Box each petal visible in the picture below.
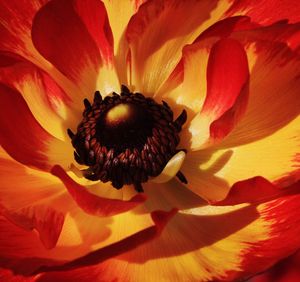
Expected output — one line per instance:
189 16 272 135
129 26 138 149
228 0 300 25
213 177 300 206
126 0 232 95
40 189 300 281
73 0 120 95
0 0 47 58
218 22 300 147
253 251 300 282
0 84 63 170
0 216 62 276
1 206 64 250
157 16 256 116
0 269 35 282
51 165 147 217
227 192 300 280
181 24 300 200
0 150 67 249
34 209 177 274
0 208 176 277
32 0 119 98
73 0 113 65
204 115 300 190
180 149 233 202
0 61 71 140
102 0 146 56
184 38 249 150
0 52 25 67
0 155 122 274
102 0 146 83
151 151 186 183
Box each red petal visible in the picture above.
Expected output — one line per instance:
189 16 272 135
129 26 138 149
195 16 259 43
34 208 177 274
209 82 248 140
126 0 230 94
0 52 25 67
219 22 300 148
0 269 35 282
214 177 300 206
1 205 64 249
0 0 47 55
185 38 249 149
51 165 147 217
0 84 56 170
0 216 60 276
0 61 71 140
228 0 300 25
253 251 300 282
202 38 249 122
31 0 101 87
225 192 300 281
73 0 113 64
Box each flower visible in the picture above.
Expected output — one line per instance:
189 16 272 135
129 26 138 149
0 0 300 281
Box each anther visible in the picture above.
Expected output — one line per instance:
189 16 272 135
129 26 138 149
121 84 130 93
176 171 188 184
134 182 144 193
67 128 75 139
94 91 102 103
84 98 91 109
174 109 187 131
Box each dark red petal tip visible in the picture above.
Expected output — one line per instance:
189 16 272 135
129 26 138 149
213 176 300 206
51 165 147 217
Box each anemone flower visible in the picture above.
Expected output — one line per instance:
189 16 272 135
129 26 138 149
0 0 300 281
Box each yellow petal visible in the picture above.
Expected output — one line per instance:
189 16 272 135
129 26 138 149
150 151 186 183
211 116 300 188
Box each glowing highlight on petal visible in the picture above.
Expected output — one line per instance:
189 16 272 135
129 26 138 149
151 151 186 183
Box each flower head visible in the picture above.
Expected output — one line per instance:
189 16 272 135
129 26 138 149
0 0 300 281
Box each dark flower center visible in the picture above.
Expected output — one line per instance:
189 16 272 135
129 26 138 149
68 85 187 192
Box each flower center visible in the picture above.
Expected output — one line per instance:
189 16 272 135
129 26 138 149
68 85 187 192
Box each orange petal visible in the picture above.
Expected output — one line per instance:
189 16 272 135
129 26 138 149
213 176 300 206
228 0 300 25
0 208 175 276
38 189 300 281
204 115 300 191
226 192 300 280
0 61 71 140
0 85 73 170
102 0 146 84
1 205 64 250
219 23 300 148
182 23 300 200
0 269 35 282
184 38 249 150
0 150 67 249
158 16 255 118
34 208 177 274
0 216 62 276
0 0 47 58
150 151 186 183
32 0 119 99
51 165 147 217
253 250 300 282
126 0 231 95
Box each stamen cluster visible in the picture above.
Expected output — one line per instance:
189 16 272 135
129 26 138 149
68 86 187 192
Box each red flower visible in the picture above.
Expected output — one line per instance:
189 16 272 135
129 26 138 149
0 0 300 281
